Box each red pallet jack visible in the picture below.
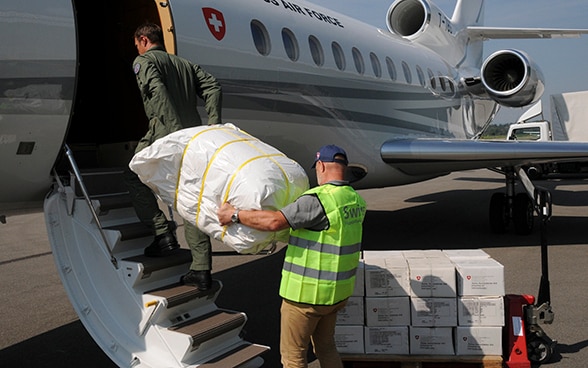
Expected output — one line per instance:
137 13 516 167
504 188 557 367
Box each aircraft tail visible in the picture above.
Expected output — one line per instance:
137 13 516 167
451 0 484 29
451 0 485 68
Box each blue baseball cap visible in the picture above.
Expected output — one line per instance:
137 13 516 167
312 144 349 168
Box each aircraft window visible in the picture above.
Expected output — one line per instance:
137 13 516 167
402 61 412 84
352 47 365 75
251 20 271 56
416 65 425 87
370 52 382 78
385 57 397 80
438 72 447 91
332 42 346 71
428 68 436 89
282 28 299 61
309 35 324 67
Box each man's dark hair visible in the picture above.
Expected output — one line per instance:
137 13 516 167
134 22 164 45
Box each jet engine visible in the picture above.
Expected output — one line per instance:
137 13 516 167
481 49 545 108
386 0 465 65
387 0 456 49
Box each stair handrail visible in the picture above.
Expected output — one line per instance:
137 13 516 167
63 144 118 269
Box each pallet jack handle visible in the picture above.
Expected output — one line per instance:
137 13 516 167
505 187 556 367
535 188 552 307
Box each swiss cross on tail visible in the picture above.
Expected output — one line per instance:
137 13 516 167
202 8 226 41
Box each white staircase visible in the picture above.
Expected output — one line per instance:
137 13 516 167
44 150 269 368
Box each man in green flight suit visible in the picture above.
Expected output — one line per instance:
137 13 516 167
125 22 222 290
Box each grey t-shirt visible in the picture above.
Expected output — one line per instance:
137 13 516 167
279 181 349 231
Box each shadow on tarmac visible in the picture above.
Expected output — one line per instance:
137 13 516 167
0 321 117 368
0 249 287 368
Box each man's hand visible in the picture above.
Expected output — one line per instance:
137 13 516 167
217 202 236 226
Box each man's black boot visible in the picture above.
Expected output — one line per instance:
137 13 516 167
144 232 179 257
180 270 212 290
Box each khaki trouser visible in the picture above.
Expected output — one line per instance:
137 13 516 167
124 168 211 271
280 298 348 368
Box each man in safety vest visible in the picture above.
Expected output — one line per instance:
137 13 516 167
218 144 366 368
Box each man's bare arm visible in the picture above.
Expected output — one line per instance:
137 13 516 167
217 202 290 231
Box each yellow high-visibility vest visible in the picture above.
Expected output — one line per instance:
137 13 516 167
279 184 366 305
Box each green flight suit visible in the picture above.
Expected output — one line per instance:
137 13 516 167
126 45 222 271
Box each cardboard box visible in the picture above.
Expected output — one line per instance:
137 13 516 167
335 325 364 354
454 258 505 296
442 249 491 260
403 250 446 260
337 296 364 325
407 259 456 297
352 260 365 296
363 253 410 297
458 296 505 326
364 326 409 354
411 297 457 327
364 250 404 259
365 297 410 326
455 326 503 355
409 327 455 355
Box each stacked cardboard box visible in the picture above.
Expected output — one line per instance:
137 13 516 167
450 253 505 356
334 249 505 356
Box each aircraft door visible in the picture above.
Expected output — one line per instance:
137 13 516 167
0 0 76 203
155 1 177 55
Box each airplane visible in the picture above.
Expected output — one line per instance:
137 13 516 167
4 0 588 231
2 0 588 366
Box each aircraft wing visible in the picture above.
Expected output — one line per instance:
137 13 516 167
467 26 588 40
381 139 588 176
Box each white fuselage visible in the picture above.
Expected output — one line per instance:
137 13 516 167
172 0 491 188
0 0 496 204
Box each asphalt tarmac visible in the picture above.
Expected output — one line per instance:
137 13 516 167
1 169 587 367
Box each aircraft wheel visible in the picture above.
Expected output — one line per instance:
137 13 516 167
513 193 534 235
527 335 554 364
489 192 509 233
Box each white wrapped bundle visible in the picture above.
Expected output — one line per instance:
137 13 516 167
129 123 309 254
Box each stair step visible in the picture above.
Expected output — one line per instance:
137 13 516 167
95 193 133 212
170 310 247 348
72 167 128 197
104 221 152 241
200 343 269 368
122 249 192 275
147 280 222 308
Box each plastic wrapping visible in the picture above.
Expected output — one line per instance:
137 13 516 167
129 123 309 254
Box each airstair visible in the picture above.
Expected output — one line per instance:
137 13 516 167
43 145 269 368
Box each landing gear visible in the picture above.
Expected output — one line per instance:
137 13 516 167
489 166 543 235
489 192 509 233
513 192 534 235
